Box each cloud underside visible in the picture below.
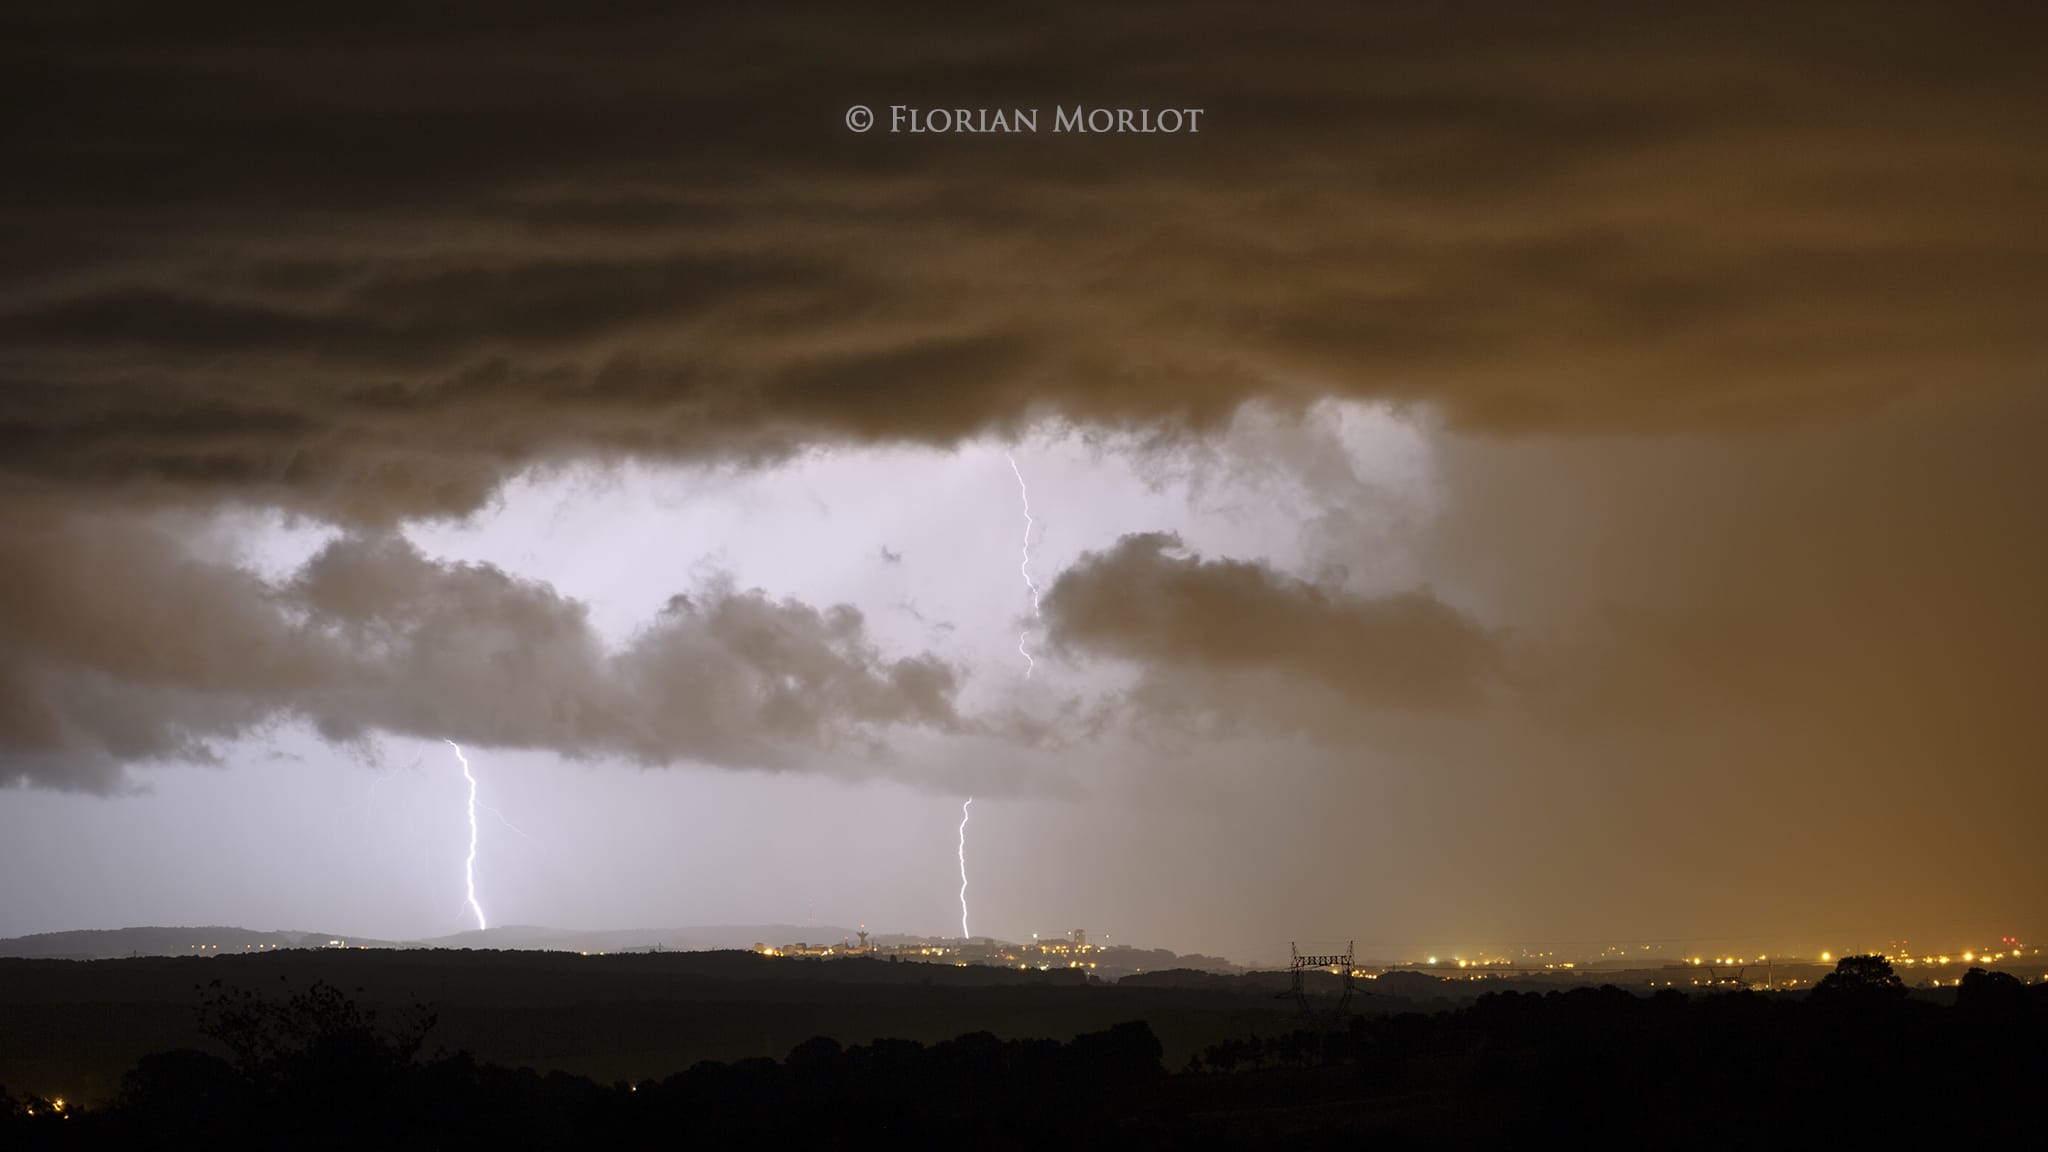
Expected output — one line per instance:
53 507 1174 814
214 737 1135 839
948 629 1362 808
0 521 958 792
1046 533 1504 728
0 1 2040 521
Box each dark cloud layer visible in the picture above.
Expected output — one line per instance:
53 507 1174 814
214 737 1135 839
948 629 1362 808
1046 533 1502 723
2 1 2041 521
0 516 959 792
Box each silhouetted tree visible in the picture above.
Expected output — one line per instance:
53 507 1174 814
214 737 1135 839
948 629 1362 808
1068 1020 1164 1087
115 1048 250 1136
1955 966 2030 1022
80 979 450 1146
1810 954 1906 1003
194 977 436 1083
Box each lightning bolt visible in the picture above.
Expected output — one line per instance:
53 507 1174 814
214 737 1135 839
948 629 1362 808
957 797 974 940
475 800 532 841
1006 453 1042 678
949 454 1041 944
445 739 486 931
940 455 1039 944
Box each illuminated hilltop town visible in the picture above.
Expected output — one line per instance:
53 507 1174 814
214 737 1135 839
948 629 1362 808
753 928 1201 980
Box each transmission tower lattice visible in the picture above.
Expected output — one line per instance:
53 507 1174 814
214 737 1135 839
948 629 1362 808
1283 940 1359 1020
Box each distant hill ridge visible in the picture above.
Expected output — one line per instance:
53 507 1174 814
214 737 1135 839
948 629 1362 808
0 925 343 959
0 924 1248 973
0 923 863 960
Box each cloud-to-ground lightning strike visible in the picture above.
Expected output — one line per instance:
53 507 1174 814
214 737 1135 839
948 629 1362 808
942 456 1039 943
1006 453 1042 678
947 455 1041 945
445 740 486 931
958 796 974 939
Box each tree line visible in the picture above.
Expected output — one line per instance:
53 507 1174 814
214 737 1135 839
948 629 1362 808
3 956 2039 1146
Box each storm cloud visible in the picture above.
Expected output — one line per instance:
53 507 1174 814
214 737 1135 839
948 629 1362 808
1 1 2040 522
0 516 960 793
1046 532 1503 725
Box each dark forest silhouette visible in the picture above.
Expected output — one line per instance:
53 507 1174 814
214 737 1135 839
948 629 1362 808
3 956 2040 1146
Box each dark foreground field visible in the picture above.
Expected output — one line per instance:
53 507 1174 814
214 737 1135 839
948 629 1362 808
0 948 1317 1103
3 951 2040 1145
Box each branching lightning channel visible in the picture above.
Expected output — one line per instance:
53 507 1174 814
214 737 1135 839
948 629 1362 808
445 740 486 931
1006 453 1042 678
476 800 531 841
957 797 974 940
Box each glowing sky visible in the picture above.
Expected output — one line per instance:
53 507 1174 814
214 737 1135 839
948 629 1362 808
1 1 2042 963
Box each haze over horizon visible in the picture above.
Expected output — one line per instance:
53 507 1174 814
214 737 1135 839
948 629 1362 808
2 1 2042 968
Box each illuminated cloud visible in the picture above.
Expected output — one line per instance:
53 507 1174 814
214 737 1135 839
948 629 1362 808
0 517 960 793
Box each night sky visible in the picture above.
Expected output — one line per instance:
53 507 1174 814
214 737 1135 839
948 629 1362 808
1 2 2042 964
